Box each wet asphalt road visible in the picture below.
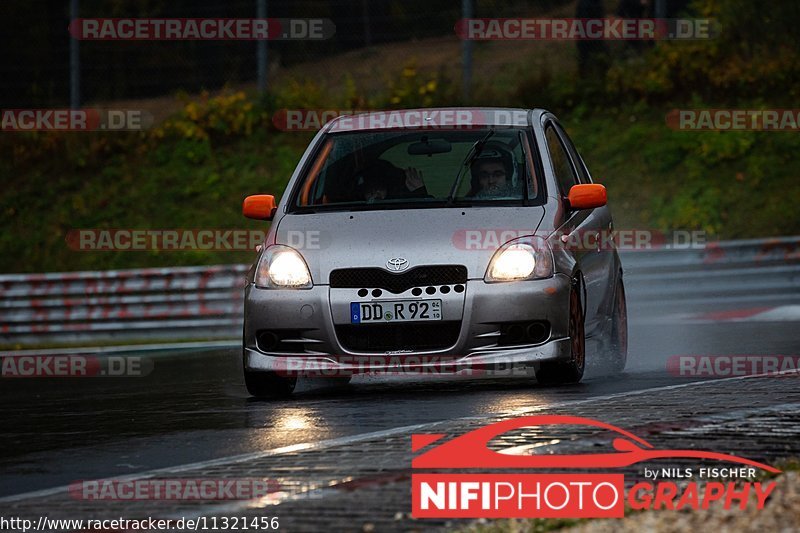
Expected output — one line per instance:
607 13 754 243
2 296 798 499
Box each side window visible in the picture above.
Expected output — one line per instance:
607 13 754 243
545 125 578 196
555 124 591 184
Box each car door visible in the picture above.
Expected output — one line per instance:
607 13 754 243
543 121 606 333
555 123 617 327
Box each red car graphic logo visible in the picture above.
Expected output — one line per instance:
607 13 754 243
412 415 780 472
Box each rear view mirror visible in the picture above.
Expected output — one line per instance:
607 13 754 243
408 137 452 156
243 194 277 220
567 184 607 210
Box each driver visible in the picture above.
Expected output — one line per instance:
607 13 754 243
467 143 519 199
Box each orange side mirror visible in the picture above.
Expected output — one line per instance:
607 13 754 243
567 184 607 210
243 194 277 220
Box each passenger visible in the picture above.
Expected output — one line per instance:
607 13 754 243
362 172 391 203
360 160 429 201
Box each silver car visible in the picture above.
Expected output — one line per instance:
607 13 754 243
241 108 627 398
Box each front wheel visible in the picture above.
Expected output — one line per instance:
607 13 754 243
244 369 296 399
536 283 585 385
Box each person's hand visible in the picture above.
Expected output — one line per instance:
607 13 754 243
404 167 424 191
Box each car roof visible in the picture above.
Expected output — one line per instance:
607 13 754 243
323 107 550 133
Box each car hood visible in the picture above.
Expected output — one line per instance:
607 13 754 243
273 207 546 282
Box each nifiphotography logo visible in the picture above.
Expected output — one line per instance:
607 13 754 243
411 415 779 519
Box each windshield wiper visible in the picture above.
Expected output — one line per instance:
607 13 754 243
446 129 495 204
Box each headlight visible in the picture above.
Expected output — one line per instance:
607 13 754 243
254 245 312 289
485 238 554 282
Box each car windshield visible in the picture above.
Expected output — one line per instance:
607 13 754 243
291 127 542 211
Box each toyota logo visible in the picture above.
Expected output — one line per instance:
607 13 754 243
386 257 409 271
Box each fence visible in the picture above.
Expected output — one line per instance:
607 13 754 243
1 237 797 346
2 0 559 108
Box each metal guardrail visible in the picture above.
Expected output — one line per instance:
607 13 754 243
0 265 248 345
1 237 798 346
621 236 800 308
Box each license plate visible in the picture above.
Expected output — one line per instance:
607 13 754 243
350 299 442 324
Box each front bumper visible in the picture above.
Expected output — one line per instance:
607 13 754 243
243 273 572 374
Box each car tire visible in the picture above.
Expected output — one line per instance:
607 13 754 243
605 278 628 374
536 283 585 385
244 370 296 399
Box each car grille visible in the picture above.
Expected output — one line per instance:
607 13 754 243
335 321 461 352
329 265 468 294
